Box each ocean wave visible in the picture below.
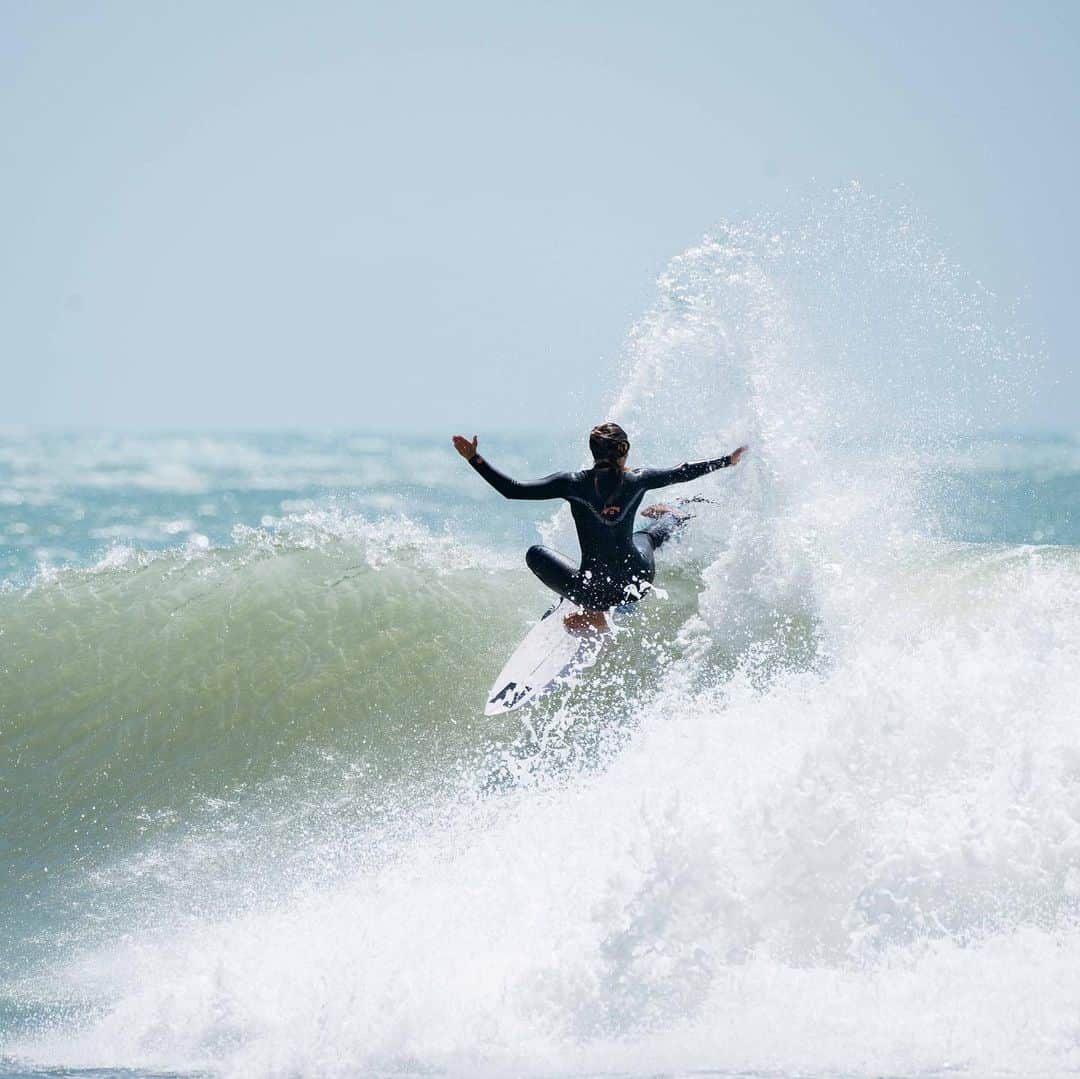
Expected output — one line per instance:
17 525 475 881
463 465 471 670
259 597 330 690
1 516 519 910
6 190 1076 1077
8 537 1080 1076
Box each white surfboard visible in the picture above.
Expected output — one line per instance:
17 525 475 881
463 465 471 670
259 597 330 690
484 598 614 716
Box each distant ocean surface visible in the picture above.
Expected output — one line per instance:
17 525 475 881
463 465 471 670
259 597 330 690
1 428 1078 588
0 429 554 586
4 196 1080 1078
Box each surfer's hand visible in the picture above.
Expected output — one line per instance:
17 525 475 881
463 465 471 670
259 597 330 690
452 434 478 460
729 445 748 466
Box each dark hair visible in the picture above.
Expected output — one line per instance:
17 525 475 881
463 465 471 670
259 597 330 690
589 422 629 501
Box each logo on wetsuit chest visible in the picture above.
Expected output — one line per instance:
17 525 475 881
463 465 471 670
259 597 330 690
601 505 621 518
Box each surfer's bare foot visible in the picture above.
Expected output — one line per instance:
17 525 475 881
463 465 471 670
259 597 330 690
641 503 690 521
563 610 607 635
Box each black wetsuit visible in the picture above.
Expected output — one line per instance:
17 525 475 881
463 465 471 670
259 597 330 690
469 453 734 609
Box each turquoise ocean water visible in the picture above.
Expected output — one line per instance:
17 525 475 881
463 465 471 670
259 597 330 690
3 196 1080 1078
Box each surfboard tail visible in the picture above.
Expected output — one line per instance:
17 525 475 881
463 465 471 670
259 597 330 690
484 599 614 715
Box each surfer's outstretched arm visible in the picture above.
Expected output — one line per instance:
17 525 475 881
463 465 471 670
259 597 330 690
641 445 748 489
451 434 572 500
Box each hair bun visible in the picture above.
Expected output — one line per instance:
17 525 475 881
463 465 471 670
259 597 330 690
589 422 630 463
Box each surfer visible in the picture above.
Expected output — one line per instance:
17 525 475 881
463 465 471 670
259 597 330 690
452 423 747 632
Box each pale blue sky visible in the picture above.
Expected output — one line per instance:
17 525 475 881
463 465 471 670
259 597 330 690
3 1 1077 431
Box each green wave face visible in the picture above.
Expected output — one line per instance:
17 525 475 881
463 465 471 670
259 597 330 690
1 531 716 982
1 541 512 953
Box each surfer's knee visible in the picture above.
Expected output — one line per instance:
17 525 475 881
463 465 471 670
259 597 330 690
525 544 548 570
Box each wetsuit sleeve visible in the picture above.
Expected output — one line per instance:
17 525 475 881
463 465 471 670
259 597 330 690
639 456 733 490
468 455 573 500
